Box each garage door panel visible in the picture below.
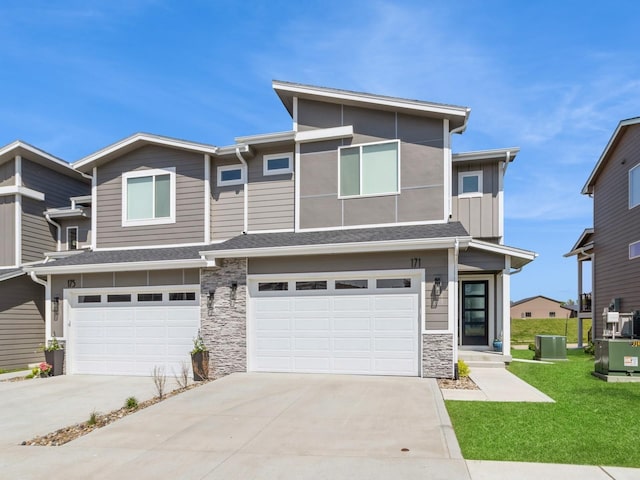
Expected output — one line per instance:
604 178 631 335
332 357 372 372
256 318 291 331
333 317 371 331
257 337 291 350
294 357 331 371
373 295 416 310
374 337 416 352
333 297 371 311
293 298 331 311
254 356 292 370
294 337 331 351
374 316 415 331
333 337 371 351
257 298 292 312
294 318 331 330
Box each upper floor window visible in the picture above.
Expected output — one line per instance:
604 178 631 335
630 164 640 209
67 227 78 250
630 240 640 260
338 140 400 198
263 153 293 176
122 168 175 227
458 171 483 198
217 165 245 187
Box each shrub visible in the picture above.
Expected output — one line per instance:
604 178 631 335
87 411 99 426
528 343 536 351
584 341 595 356
125 396 139 410
458 359 470 378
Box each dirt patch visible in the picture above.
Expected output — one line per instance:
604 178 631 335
437 376 479 390
22 381 211 446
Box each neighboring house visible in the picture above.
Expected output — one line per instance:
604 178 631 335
0 141 89 369
510 295 574 319
566 117 640 340
21 81 536 379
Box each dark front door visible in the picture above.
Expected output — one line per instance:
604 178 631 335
461 280 489 345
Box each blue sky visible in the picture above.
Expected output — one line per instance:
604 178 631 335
1 1 639 302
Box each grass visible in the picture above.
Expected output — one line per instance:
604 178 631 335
446 349 640 467
511 318 591 345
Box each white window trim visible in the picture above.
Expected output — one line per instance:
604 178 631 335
337 139 401 200
630 240 640 260
66 226 79 251
263 152 293 176
629 164 640 209
121 168 176 227
217 164 246 187
458 170 483 198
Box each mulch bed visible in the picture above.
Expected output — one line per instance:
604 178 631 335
22 380 211 447
437 376 479 390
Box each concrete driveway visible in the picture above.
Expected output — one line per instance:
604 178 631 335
0 373 469 479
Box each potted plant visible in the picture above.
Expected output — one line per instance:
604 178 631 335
44 336 64 376
191 333 209 381
493 332 503 352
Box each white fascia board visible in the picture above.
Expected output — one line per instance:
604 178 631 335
70 195 92 205
468 239 537 261
0 270 25 282
234 130 296 145
0 185 45 201
272 81 469 119
581 117 640 194
44 207 86 218
295 125 354 143
201 236 472 260
0 140 73 172
26 258 208 275
73 133 218 170
216 144 251 156
453 147 520 163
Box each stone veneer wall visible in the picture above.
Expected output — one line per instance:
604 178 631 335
200 258 247 377
422 333 454 378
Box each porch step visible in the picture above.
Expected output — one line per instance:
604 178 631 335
459 350 510 369
464 360 506 369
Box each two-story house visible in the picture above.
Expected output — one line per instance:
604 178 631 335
25 81 535 378
566 117 640 340
0 141 89 369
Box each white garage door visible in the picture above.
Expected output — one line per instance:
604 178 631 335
249 272 421 376
67 287 200 376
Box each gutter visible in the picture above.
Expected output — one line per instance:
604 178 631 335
450 108 471 135
235 147 249 233
29 270 47 287
44 213 62 251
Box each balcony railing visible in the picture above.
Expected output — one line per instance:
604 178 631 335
580 293 592 313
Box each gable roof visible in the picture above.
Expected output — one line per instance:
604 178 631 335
582 117 640 194
564 228 594 257
510 295 568 308
272 80 470 131
73 133 219 173
0 140 86 181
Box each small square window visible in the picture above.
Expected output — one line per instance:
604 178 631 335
296 281 327 291
525 312 532 318
263 153 293 176
376 278 411 289
258 282 288 291
458 171 483 197
335 279 368 290
217 165 245 187
631 165 640 209
630 241 640 259
549 312 556 318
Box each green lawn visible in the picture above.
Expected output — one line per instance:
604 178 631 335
511 318 591 345
446 349 640 467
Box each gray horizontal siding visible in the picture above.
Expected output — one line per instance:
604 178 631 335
96 145 205 248
0 275 45 369
0 197 15 266
212 158 245 240
592 125 640 338
452 162 500 239
21 197 56 263
21 159 88 209
0 159 14 186
459 249 506 272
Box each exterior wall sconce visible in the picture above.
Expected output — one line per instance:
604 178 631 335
207 289 215 310
230 282 238 304
53 296 60 315
433 277 442 296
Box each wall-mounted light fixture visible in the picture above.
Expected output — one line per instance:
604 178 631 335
207 289 215 310
230 282 238 304
433 277 442 296
53 296 60 315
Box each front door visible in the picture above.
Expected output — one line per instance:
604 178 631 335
461 280 489 345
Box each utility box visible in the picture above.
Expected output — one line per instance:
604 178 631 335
534 335 567 361
595 339 640 376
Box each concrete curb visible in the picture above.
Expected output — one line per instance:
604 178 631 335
430 378 464 459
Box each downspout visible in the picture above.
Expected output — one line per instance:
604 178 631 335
29 270 47 287
448 110 470 219
454 238 460 351
235 147 249 233
29 271 52 344
45 213 62 252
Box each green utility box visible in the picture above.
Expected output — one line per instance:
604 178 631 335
534 335 567 361
595 339 640 376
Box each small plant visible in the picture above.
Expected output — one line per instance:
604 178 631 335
457 359 470 378
528 343 536 351
584 341 595 356
125 396 139 410
152 365 167 399
44 337 63 352
174 361 190 389
87 411 99 426
38 362 52 376
191 332 208 354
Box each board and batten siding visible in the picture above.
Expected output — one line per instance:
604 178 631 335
0 275 45 369
0 159 14 186
592 124 640 338
22 197 56 263
211 158 245 241
297 99 445 229
0 197 15 266
451 161 500 239
248 249 450 331
96 145 205 248
248 148 294 232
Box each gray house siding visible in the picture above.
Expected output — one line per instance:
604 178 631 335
21 197 56 263
458 249 505 272
592 125 640 338
212 158 245 241
452 161 500 239
248 249 450 330
50 268 200 337
0 197 15 266
297 99 445 229
0 275 45 369
59 217 92 250
21 159 88 209
0 159 14 186
96 145 205 248
247 147 295 232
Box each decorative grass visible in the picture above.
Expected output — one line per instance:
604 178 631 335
446 349 640 467
511 318 592 345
